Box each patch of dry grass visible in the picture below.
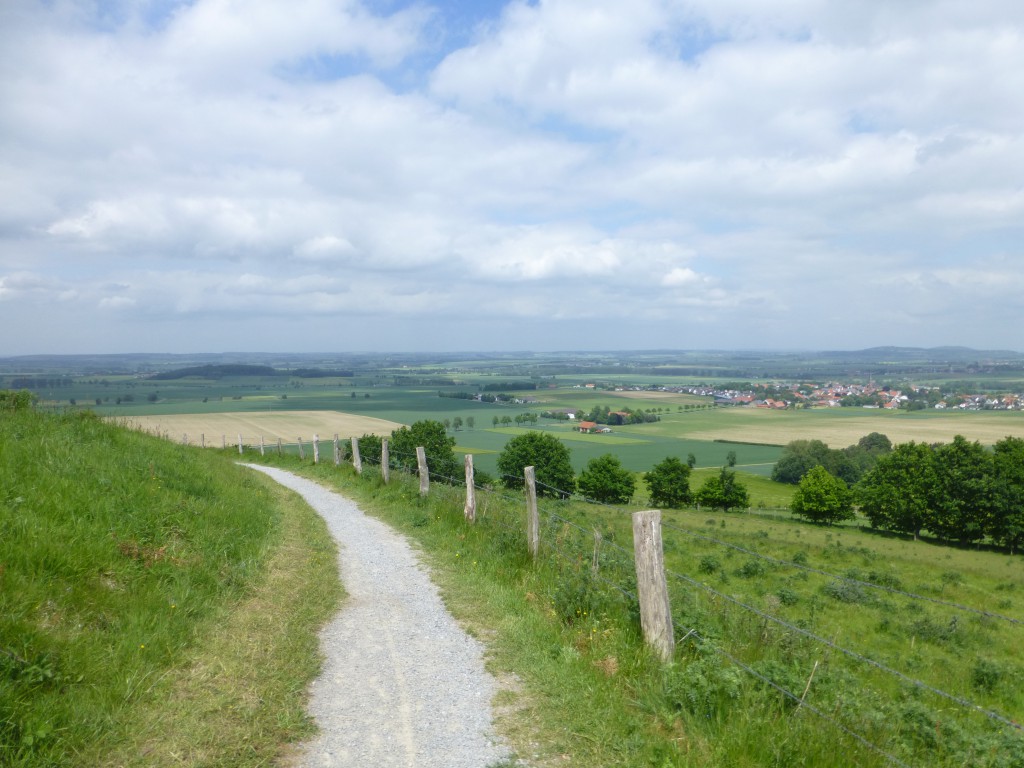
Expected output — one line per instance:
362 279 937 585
125 410 402 444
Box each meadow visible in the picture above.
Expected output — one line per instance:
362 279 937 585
247 447 1024 768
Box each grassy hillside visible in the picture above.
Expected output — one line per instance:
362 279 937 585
0 407 340 766
249 450 1024 768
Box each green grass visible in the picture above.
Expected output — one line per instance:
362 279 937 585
0 409 341 766
241 449 1024 768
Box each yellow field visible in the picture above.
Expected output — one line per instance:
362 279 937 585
125 411 402 445
680 408 1024 447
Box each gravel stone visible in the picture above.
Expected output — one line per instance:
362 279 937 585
244 465 511 768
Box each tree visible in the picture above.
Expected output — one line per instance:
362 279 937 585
726 450 737 467
645 456 692 509
686 453 697 469
694 468 750 512
388 420 460 484
790 466 854 525
492 416 499 428
496 431 575 499
858 432 892 454
452 416 463 431
578 454 635 504
772 438 860 485
991 437 1024 553
855 442 936 540
928 435 993 544
466 416 475 430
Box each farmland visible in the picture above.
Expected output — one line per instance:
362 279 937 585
126 410 402 443
6 347 1024 488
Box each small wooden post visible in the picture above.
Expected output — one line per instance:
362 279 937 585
182 433 188 446
201 434 205 448
333 434 340 466
222 434 226 450
313 434 320 464
277 437 283 455
237 434 243 455
464 454 476 522
416 446 429 496
259 435 265 456
632 510 675 662
351 437 362 474
298 437 305 460
525 466 539 560
381 438 390 483
592 530 603 576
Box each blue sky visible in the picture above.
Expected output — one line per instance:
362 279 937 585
1 0 1023 354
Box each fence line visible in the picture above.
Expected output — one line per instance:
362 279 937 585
199 432 1022 763
661 519 1024 626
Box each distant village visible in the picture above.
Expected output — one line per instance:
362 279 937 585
606 382 1024 411
589 382 1024 411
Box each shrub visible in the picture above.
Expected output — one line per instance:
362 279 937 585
698 555 721 575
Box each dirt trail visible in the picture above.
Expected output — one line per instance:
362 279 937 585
243 465 510 768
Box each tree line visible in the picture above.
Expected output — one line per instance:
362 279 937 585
356 421 748 511
779 432 1024 553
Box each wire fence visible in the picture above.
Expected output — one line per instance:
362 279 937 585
192 431 1024 766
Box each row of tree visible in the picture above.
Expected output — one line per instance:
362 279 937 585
355 420 1024 553
786 435 1024 552
856 435 1024 550
355 421 749 510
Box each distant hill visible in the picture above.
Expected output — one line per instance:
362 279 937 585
149 364 353 380
150 364 280 380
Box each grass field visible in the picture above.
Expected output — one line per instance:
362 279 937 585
123 410 402 443
0 408 340 766
253 451 1024 767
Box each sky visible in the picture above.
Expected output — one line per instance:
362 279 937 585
1 0 1023 355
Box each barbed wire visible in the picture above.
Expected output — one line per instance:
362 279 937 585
671 619 913 768
660 519 1024 627
665 566 1023 732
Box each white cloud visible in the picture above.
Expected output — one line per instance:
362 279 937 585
1 0 1023 353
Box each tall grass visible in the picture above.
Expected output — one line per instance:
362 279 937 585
0 409 339 765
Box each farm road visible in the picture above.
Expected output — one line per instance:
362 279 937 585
242 465 511 768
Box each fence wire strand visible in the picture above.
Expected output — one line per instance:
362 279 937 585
660 520 1024 627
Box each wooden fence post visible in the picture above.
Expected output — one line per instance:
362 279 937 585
277 437 282 456
333 434 340 466
631 510 675 662
237 434 243 455
416 446 429 496
592 530 603 576
182 433 188 446
259 435 265 456
464 454 476 522
222 435 226 450
201 433 205 448
298 437 305 460
525 466 539 560
381 438 390 483
313 434 320 464
351 437 362 474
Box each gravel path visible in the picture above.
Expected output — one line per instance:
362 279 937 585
243 465 511 768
